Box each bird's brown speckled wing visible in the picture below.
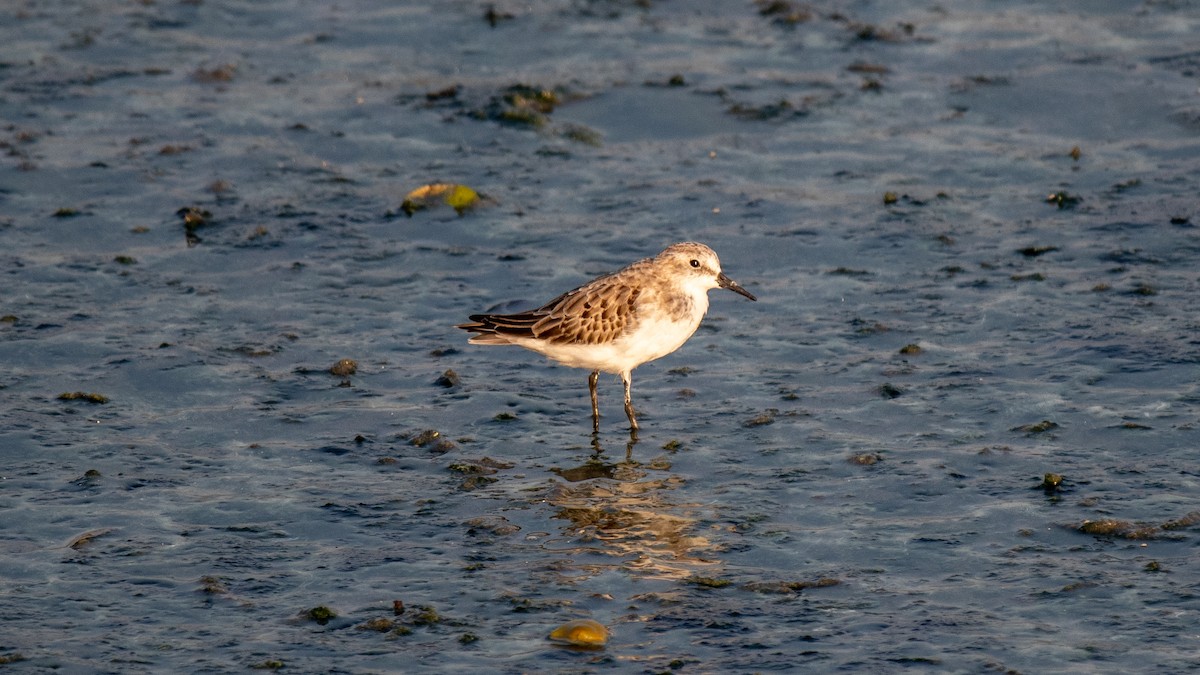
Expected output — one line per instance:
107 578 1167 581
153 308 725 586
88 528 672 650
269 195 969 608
461 267 644 345
531 274 641 344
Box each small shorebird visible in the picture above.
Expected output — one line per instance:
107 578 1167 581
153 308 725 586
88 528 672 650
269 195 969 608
457 242 756 434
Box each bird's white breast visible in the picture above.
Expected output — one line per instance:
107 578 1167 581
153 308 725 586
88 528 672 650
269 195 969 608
516 284 711 375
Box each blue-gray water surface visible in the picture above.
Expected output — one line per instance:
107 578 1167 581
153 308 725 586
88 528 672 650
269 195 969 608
2 1 1199 672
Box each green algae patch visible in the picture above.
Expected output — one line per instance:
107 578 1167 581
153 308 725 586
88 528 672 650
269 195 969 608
412 430 459 455
1077 519 1155 539
177 205 212 230
743 577 841 594
828 267 872 277
1012 420 1058 434
1161 511 1200 531
470 84 574 128
560 123 602 146
305 605 337 624
743 410 777 427
356 617 395 632
1045 191 1080 209
198 576 229 595
877 383 904 399
435 369 461 387
1038 473 1064 493
410 605 442 626
685 576 733 589
727 98 801 121
410 429 442 447
1073 511 1200 540
457 474 499 491
756 0 814 26
329 358 357 376
1017 245 1059 257
1010 272 1046 282
58 391 109 404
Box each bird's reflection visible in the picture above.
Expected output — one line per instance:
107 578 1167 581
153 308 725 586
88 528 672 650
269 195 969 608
545 431 722 580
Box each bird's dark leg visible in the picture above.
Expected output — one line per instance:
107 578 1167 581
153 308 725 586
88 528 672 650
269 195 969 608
588 369 600 434
622 371 638 436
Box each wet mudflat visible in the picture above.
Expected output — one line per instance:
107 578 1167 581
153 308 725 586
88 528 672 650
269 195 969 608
2 1 1199 672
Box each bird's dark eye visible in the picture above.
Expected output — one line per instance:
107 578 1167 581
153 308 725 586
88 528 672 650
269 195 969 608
689 259 700 268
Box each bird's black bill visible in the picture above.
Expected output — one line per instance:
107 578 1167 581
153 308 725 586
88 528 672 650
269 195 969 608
717 272 757 301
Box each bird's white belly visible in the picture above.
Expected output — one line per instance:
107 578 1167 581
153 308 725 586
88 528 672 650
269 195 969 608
521 313 702 374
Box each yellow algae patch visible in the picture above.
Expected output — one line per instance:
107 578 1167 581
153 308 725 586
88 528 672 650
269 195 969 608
548 619 609 648
400 183 480 216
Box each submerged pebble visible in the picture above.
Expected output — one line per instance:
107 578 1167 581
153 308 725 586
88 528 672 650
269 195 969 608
329 358 357 376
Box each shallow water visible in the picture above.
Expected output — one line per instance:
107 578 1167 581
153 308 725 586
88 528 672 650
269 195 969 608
3 1 1200 672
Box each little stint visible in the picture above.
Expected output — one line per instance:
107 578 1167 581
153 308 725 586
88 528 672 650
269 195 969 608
457 242 756 434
